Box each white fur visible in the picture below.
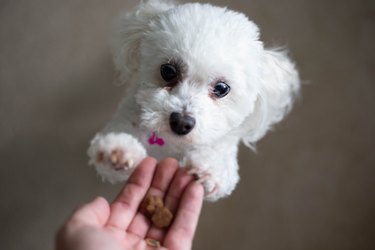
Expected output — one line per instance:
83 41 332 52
88 0 300 201
88 133 146 183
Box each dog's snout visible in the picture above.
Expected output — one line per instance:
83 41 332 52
169 112 195 136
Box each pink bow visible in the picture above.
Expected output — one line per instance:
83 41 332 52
148 132 165 146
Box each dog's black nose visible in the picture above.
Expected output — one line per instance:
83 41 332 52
169 112 196 136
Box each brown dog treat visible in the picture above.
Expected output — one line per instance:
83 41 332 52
141 196 174 228
151 206 173 228
145 238 161 248
142 196 164 216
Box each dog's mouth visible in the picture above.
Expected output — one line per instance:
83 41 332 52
169 112 196 136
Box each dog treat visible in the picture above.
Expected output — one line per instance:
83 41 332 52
143 196 164 216
152 206 173 228
142 196 173 228
146 238 161 248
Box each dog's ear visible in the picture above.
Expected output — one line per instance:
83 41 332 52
240 49 300 149
111 0 176 82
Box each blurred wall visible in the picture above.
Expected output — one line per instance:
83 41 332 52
0 0 374 249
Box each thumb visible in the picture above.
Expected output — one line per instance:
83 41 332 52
69 196 110 227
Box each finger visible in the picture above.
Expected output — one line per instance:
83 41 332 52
127 158 179 238
146 168 194 241
56 197 111 250
105 157 157 232
148 158 180 197
68 196 110 227
57 197 109 243
163 181 204 250
164 168 195 214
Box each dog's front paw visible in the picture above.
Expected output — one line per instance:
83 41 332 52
186 166 219 200
183 151 239 202
87 133 146 183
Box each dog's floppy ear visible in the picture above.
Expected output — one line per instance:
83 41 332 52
111 0 176 82
240 49 300 149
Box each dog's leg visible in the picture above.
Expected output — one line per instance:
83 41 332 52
87 96 147 183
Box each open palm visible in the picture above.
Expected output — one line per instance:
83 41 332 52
57 158 204 250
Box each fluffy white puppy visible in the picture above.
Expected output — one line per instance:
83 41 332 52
87 0 300 201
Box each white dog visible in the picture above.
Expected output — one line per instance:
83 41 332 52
87 0 300 201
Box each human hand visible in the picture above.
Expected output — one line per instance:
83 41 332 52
56 157 204 250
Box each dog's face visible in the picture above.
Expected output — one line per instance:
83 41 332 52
133 4 263 145
113 1 299 147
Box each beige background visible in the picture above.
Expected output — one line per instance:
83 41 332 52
1 0 374 249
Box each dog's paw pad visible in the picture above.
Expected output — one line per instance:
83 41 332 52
96 148 135 171
96 151 105 163
110 149 134 170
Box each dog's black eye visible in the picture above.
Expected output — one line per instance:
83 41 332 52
213 82 231 98
160 64 178 82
